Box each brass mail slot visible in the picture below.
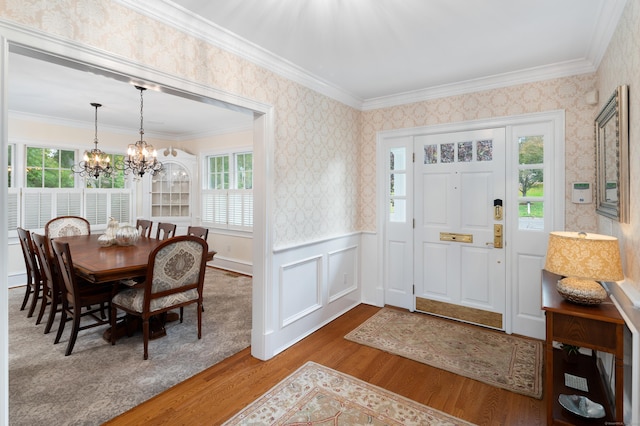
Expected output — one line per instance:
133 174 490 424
439 232 473 243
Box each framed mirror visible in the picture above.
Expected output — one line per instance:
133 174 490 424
595 85 629 223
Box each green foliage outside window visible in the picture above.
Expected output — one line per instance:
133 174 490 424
26 147 75 188
7 145 11 187
85 153 126 188
235 153 253 190
208 155 229 189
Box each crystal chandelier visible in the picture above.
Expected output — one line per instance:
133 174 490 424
121 86 163 177
72 103 113 178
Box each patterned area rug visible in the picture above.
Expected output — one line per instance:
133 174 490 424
345 308 543 399
223 361 475 425
9 267 252 426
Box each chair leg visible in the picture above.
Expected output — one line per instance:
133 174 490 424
143 318 150 360
54 306 67 344
179 307 184 323
44 296 58 334
36 295 48 325
110 306 117 345
197 302 202 339
65 308 81 356
27 283 41 318
19 283 32 311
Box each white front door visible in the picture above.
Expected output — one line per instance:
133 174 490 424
414 128 506 329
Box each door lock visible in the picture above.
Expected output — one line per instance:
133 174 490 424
493 224 503 249
493 199 503 220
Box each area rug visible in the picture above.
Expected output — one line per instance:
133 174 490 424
344 308 543 399
9 267 252 426
223 361 475 425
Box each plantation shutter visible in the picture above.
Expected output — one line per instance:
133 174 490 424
22 189 53 229
7 189 19 231
84 191 109 226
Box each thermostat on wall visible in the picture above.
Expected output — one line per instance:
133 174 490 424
571 182 592 204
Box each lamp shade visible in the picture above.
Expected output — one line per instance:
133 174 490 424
544 231 623 282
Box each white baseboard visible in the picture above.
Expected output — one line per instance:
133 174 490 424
208 256 253 276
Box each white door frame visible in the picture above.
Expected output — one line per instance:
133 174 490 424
377 110 565 336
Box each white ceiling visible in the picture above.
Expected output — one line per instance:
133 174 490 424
8 0 626 139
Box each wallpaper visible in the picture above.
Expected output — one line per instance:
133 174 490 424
0 0 361 247
0 0 613 253
596 0 640 293
359 74 599 232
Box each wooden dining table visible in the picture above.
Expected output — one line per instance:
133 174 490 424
53 234 216 284
53 233 216 339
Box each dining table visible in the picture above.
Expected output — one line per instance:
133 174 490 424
53 233 216 339
53 234 216 284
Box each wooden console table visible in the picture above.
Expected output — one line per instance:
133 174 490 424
542 269 624 425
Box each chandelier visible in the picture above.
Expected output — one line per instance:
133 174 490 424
72 103 113 179
120 86 163 178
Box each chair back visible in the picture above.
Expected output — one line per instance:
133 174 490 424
155 222 177 241
143 235 207 313
50 240 79 306
136 219 153 238
45 216 90 238
17 227 41 287
32 233 55 291
186 226 209 241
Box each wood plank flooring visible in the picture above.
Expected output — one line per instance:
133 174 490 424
104 304 545 425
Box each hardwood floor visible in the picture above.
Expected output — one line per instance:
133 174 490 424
104 304 545 425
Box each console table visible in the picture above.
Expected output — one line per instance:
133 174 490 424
542 269 624 425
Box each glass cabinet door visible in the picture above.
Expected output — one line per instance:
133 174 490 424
151 162 191 218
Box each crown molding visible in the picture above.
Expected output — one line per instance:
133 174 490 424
115 0 625 112
114 0 363 110
361 59 596 111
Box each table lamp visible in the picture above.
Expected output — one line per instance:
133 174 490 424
544 231 624 305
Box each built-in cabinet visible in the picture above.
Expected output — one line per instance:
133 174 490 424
141 149 196 232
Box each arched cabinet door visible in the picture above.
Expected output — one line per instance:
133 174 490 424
141 149 196 231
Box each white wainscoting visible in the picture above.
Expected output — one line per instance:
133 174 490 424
268 233 362 356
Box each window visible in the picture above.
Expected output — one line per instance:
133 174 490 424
518 135 544 230
7 144 13 187
202 152 253 231
85 153 127 189
8 147 132 233
26 146 75 188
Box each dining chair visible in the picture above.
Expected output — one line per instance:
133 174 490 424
155 222 177 240
136 219 153 238
50 239 113 356
45 215 90 238
17 228 43 318
32 233 67 334
186 226 209 241
110 235 208 360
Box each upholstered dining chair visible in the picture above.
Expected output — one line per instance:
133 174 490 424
45 216 90 238
17 228 43 318
155 222 176 240
31 233 63 334
136 219 153 238
50 239 113 356
110 235 208 360
186 226 209 241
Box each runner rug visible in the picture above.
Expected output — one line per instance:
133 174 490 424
223 361 475 425
344 308 543 399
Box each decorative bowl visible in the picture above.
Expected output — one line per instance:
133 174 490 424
558 394 605 418
115 225 140 246
97 233 115 247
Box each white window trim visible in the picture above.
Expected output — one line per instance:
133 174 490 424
201 147 253 232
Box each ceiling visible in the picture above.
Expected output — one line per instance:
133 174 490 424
8 0 626 139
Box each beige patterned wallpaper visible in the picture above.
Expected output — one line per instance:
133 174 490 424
596 0 640 293
360 75 599 232
0 0 614 258
0 0 361 247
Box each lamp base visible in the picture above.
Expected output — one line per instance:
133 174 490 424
556 277 607 305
